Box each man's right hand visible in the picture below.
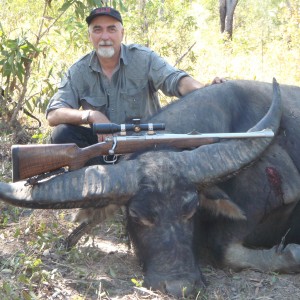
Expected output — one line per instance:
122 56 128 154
47 108 111 143
88 110 112 142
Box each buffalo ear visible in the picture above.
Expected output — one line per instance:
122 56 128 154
199 186 246 220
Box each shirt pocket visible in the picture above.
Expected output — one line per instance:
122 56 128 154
122 86 147 121
81 96 107 115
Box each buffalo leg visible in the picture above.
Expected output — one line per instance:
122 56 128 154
243 201 300 248
225 243 300 273
225 200 300 273
283 200 300 245
65 205 120 249
65 219 101 249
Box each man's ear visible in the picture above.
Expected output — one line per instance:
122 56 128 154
121 27 124 40
88 30 92 42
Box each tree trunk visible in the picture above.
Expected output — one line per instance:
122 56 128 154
219 0 239 39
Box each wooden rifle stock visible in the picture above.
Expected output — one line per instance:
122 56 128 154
11 128 274 182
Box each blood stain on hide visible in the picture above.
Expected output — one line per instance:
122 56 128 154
265 166 284 203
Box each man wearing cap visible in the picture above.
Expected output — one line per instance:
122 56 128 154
46 7 222 152
45 7 224 243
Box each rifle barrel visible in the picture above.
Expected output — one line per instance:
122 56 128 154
105 129 274 142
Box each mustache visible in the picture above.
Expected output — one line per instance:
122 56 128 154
99 41 113 46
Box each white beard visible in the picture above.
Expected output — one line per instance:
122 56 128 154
97 46 115 58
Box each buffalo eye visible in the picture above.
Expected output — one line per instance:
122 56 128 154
128 208 155 227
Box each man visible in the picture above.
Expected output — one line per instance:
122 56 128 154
46 7 224 245
46 7 223 150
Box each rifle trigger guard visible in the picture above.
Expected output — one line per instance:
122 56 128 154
103 155 118 164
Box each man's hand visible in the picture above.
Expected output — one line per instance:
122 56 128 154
88 111 112 142
210 77 227 85
47 108 111 143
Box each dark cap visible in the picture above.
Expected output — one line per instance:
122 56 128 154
86 7 123 25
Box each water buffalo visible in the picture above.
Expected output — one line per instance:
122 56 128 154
1 79 300 298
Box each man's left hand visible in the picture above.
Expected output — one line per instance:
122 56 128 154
211 77 227 85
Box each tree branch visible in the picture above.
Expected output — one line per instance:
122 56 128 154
174 42 196 67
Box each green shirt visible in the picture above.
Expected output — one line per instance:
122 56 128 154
46 44 189 124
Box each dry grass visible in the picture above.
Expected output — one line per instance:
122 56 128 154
1 206 300 300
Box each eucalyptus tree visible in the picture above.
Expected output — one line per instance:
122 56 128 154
219 0 238 39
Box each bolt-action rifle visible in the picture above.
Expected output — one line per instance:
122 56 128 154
11 119 274 184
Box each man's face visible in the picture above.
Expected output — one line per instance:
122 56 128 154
88 15 124 59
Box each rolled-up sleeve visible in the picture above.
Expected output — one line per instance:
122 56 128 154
148 51 189 98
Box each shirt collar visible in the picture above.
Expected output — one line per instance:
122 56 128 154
89 44 128 72
120 44 128 65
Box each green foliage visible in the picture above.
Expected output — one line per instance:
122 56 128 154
0 27 38 121
0 0 299 132
0 206 21 228
0 208 73 300
0 0 126 133
0 32 38 84
124 0 198 69
131 277 143 287
190 0 300 86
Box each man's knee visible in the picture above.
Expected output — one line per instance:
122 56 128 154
51 124 75 144
51 124 96 147
50 124 104 165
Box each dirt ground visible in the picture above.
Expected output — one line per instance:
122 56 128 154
1 138 300 300
0 207 300 300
